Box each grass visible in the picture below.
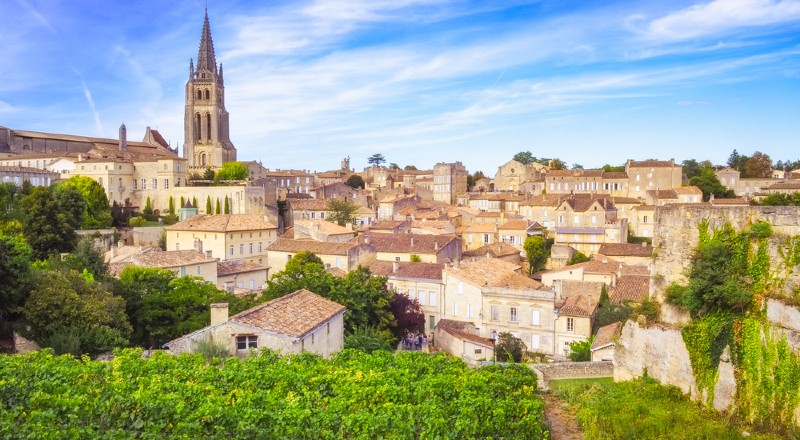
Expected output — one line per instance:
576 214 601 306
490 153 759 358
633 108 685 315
550 376 784 440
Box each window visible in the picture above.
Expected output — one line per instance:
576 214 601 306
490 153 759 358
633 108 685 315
229 245 234 256
591 215 596 224
196 266 201 276
236 335 257 350
532 310 541 326
452 303 459 316
258 242 262 253
531 334 541 349
180 266 186 277
418 291 426 305
133 179 137 190
240 244 244 255
467 304 473 318
429 291 437 306
249 279 255 289
407 289 415 300
566 317 575 333
164 179 169 190
457 281 463 294
643 215 649 224
491 305 499 321
141 179 146 190
152 179 157 190
573 216 579 224
483 234 490 244
176 243 180 251
429 315 436 330
249 243 253 254
510 307 518 322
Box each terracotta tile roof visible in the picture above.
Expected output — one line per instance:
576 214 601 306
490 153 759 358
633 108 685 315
231 289 346 339
290 199 330 211
597 243 653 258
710 198 749 206
673 186 703 195
267 238 360 256
463 224 497 233
558 294 596 317
610 275 650 304
591 321 623 351
628 160 674 168
365 233 458 255
765 182 800 190
286 193 313 199
633 205 655 211
611 197 641 205
521 194 563 207
369 220 408 230
446 258 542 289
366 260 444 281
436 319 493 348
499 220 529 230
132 250 215 268
604 172 628 179
108 262 132 277
326 267 347 277
217 260 269 276
296 220 354 235
476 211 501 218
552 256 622 275
619 265 650 276
559 195 614 212
410 220 451 230
647 189 677 199
166 214 277 232
462 242 521 258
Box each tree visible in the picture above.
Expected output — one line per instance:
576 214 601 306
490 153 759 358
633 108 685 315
744 151 772 178
409 254 422 263
206 196 212 214
59 236 108 279
344 174 365 189
344 326 395 353
727 149 748 173
689 168 735 201
524 236 550 274
203 168 215 181
550 159 567 170
59 176 112 228
0 182 26 224
601 164 626 173
568 336 593 361
367 154 386 167
0 233 32 320
143 197 154 220
180 196 186 208
571 163 584 170
594 284 633 330
512 151 534 165
23 186 84 260
567 251 590 266
224 196 230 214
214 162 248 182
403 165 418 171
192 196 198 208
495 332 527 362
390 292 424 339
168 196 175 214
23 268 130 355
215 198 221 214
327 198 358 227
388 163 400 170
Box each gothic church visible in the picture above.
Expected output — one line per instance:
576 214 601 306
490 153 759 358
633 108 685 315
183 10 237 170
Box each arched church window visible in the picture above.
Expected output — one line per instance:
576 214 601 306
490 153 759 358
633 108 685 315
205 89 210 100
195 113 201 140
206 114 212 141
197 90 202 100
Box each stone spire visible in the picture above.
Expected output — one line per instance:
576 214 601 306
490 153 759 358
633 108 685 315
195 9 217 79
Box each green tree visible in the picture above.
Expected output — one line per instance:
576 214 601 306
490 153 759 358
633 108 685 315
744 151 772 178
23 186 85 260
727 149 748 174
264 252 335 300
168 196 175 214
193 196 198 208
388 163 400 170
409 254 422 263
602 164 626 173
344 174 365 189
215 198 221 214
549 159 567 170
367 153 386 166
59 176 112 228
58 236 108 279
403 165 417 171
143 197 154 220
223 196 230 214
327 198 358 227
180 196 186 208
495 332 527 362
0 233 33 320
214 162 248 182
689 168 735 201
524 236 550 274
22 269 130 355
206 196 212 214
567 251 590 266
203 168 215 181
512 151 534 165
0 182 26 224
568 336 593 361
344 326 395 353
594 284 633 330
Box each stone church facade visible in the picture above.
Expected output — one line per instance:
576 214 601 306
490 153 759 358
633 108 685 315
183 10 237 171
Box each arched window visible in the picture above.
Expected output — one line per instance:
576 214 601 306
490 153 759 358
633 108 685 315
196 90 202 100
200 153 207 166
205 89 210 100
195 113 201 140
206 113 212 141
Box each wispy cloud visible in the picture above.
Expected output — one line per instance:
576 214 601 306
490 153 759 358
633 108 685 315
640 0 800 41
0 101 15 113
13 0 56 33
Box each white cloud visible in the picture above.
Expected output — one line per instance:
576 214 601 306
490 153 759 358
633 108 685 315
0 101 15 113
643 0 800 41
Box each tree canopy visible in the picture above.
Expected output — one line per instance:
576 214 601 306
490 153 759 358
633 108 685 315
0 233 32 320
688 169 735 201
327 198 358 227
367 154 386 166
512 151 535 165
59 176 112 228
344 174 365 189
23 186 85 260
215 162 249 182
523 235 551 274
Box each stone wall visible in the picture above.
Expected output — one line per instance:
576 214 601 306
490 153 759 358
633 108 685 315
652 205 800 305
530 361 614 391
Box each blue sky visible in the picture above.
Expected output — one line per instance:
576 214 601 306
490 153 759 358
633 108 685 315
1 0 799 174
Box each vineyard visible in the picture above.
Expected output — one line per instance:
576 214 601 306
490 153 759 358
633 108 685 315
0 348 548 439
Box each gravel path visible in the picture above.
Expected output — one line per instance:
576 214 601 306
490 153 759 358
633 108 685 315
543 393 584 440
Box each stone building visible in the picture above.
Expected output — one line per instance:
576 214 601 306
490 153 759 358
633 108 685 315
183 10 236 170
433 162 468 205
165 214 278 264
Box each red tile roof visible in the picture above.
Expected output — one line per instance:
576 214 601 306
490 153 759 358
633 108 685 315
365 260 444 280
558 294 596 317
230 289 346 339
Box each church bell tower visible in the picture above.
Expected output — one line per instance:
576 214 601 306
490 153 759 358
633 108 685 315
184 9 236 169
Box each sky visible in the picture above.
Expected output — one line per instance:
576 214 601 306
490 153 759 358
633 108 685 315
1 0 799 174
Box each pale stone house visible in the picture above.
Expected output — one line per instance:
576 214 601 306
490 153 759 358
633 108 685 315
366 260 444 334
434 319 494 365
597 243 654 266
673 186 703 203
163 290 346 358
365 233 461 264
0 165 59 188
217 260 269 293
625 159 683 200
266 237 376 273
553 195 627 255
519 194 562 230
541 256 625 289
493 159 544 193
498 220 530 251
630 205 655 238
433 162 468 205
366 220 411 235
461 224 498 251
294 220 355 242
590 321 623 362
462 242 521 265
165 214 278 264
555 294 597 357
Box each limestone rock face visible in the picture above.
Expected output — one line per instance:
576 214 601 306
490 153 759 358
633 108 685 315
713 346 735 412
613 321 697 396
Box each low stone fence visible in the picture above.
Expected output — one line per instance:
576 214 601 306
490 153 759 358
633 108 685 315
529 361 614 391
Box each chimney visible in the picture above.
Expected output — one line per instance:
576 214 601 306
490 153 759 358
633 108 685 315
486 251 491 260
434 241 439 250
194 238 203 253
410 236 415 247
393 257 400 273
119 123 127 152
210 303 229 326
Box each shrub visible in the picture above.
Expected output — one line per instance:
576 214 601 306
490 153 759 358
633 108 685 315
192 337 230 361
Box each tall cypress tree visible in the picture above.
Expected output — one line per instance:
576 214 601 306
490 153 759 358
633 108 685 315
223 196 230 214
206 196 212 214
215 198 221 214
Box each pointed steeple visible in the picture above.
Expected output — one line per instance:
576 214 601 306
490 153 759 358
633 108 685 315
196 9 218 79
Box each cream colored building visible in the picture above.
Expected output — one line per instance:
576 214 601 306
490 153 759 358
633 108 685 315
433 162 468 204
217 260 269 292
555 295 596 356
553 195 627 255
434 320 495 365
367 260 445 334
266 237 376 273
366 233 462 264
591 321 623 362
165 214 278 264
461 224 498 251
163 290 345 358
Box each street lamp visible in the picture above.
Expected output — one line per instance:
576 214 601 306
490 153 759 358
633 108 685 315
490 329 498 364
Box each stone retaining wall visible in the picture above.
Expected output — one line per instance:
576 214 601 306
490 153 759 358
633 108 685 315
530 361 614 391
